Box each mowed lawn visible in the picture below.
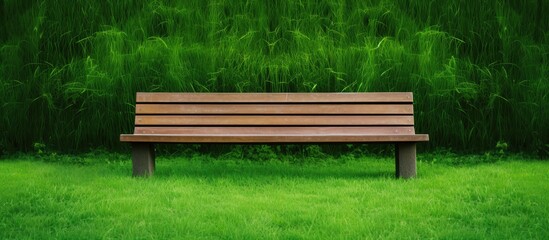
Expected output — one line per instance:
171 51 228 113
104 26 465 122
1 154 548 239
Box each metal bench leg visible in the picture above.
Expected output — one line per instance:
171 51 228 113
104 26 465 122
395 143 417 179
132 143 155 177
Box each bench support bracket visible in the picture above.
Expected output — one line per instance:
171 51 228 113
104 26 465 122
395 143 417 178
132 143 155 177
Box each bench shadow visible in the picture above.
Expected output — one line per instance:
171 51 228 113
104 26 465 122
151 161 395 180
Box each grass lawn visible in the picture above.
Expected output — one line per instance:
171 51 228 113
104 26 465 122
1 154 548 239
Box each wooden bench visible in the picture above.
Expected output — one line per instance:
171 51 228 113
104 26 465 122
120 92 429 178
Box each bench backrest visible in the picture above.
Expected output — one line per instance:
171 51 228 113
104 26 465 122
133 92 417 135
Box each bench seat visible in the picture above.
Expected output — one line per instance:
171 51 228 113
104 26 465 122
121 92 429 178
120 133 429 143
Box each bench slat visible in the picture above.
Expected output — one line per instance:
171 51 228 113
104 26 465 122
136 92 413 103
136 104 414 115
135 115 414 126
134 126 416 135
120 134 429 143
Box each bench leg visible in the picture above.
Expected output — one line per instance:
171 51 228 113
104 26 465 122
395 143 417 179
132 143 155 177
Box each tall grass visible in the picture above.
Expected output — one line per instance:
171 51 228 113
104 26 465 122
0 0 548 154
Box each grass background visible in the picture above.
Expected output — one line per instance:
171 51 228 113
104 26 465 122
0 0 548 154
1 154 548 239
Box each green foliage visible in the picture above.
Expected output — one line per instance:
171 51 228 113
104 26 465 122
0 0 548 154
496 140 509 156
33 142 47 155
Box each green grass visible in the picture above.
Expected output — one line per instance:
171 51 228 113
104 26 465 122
0 0 548 154
1 154 548 239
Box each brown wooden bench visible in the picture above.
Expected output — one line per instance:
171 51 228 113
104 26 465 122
120 92 429 178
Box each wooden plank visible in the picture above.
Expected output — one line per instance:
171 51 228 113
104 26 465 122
120 134 429 143
134 126 416 135
136 104 414 115
136 92 413 103
135 115 414 126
